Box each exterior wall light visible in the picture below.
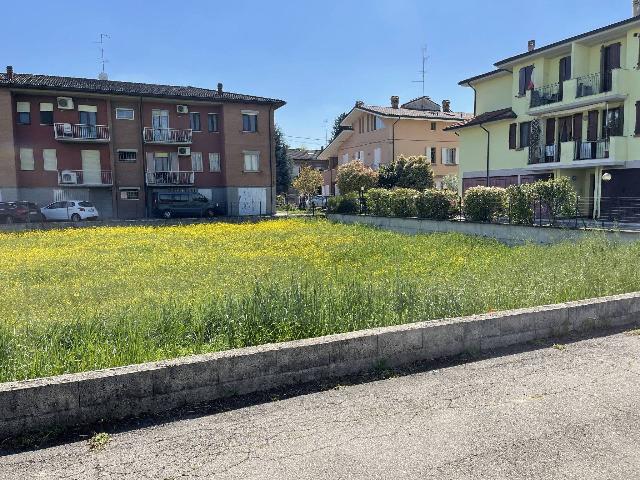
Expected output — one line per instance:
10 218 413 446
602 172 612 182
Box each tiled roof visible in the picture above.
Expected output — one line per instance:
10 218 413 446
0 72 285 106
400 96 441 111
287 148 323 161
358 105 471 121
444 108 516 131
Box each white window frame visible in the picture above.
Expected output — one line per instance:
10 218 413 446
373 148 381 170
243 151 260 172
115 108 135 120
20 148 35 171
191 152 203 172
43 149 57 171
207 113 219 132
209 152 221 172
190 112 202 132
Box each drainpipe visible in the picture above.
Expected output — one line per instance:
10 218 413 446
268 105 274 215
480 124 491 186
391 118 400 162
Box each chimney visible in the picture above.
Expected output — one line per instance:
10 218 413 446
6 65 13 81
355 100 365 108
634 0 640 16
442 100 451 113
390 96 400 109
528 40 536 52
217 82 223 94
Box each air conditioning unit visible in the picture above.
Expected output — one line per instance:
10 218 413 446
60 170 78 184
57 97 74 110
178 147 191 156
176 105 189 114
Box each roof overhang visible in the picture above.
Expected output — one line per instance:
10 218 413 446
317 128 354 160
458 69 511 87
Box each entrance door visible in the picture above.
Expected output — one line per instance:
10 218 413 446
152 110 169 141
81 150 101 185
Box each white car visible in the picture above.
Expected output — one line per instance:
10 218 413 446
41 200 99 222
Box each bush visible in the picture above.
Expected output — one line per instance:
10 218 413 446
416 189 459 220
378 155 434 190
532 176 578 221
462 186 506 222
336 161 378 194
389 188 419 217
327 194 360 214
506 183 535 225
365 188 393 216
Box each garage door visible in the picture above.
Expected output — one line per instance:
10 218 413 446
238 188 267 215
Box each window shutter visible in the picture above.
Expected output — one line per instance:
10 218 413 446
43 149 57 171
635 101 640 135
441 147 448 164
455 148 460 165
146 153 155 173
518 68 526 96
508 123 517 149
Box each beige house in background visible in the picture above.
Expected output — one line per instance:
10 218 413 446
318 95 472 194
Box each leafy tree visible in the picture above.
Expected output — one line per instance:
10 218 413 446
293 166 323 196
330 112 348 142
377 155 434 190
274 126 292 194
336 160 378 194
441 174 459 192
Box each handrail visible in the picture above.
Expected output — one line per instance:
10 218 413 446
143 127 193 144
58 169 112 186
145 171 195 185
54 123 110 141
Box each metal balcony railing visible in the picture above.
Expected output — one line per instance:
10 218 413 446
58 170 113 186
528 145 559 164
54 123 110 142
575 140 609 160
530 82 562 108
145 171 195 185
143 127 193 144
576 73 606 98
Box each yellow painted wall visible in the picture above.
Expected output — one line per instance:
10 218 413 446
474 74 512 115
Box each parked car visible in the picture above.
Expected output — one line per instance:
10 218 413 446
41 200 99 222
151 192 221 219
0 202 20 224
12 201 45 222
308 195 327 209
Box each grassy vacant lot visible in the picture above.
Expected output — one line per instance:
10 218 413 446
1 219 639 383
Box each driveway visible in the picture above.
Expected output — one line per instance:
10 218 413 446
1 331 639 479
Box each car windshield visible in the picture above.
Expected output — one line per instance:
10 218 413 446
78 201 94 207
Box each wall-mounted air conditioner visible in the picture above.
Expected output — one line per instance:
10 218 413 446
57 97 74 110
176 105 189 114
178 147 191 156
60 170 78 184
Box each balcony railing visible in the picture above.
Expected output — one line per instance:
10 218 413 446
575 140 609 160
530 83 562 108
54 123 110 142
575 72 610 98
528 145 559 164
143 127 193 144
145 171 195 186
58 170 113 186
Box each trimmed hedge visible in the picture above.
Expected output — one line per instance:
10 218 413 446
506 183 535 225
327 193 360 214
365 188 393 216
416 189 459 220
462 186 506 222
390 188 419 217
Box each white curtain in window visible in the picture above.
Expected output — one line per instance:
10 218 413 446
243 152 259 171
209 153 221 172
191 152 203 172
20 148 34 170
169 152 179 171
43 149 57 171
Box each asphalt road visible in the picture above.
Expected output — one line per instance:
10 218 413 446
2 331 640 479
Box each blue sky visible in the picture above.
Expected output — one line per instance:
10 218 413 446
1 0 634 149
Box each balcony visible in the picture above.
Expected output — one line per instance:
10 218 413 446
575 140 609 160
530 83 562 108
54 123 110 143
58 170 113 186
575 73 606 98
528 145 559 165
145 171 195 186
143 127 193 145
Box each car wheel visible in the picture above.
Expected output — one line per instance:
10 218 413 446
71 213 81 222
162 210 172 219
205 208 215 218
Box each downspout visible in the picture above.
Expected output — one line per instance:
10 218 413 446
391 118 400 162
480 124 491 187
268 105 274 215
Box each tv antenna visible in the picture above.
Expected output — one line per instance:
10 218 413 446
412 46 429 96
95 33 110 80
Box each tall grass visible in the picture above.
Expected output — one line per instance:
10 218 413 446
1 219 639 382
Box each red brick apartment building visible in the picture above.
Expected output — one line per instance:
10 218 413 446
0 66 285 218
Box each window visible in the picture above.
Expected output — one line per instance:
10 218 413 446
442 148 457 165
120 188 140 200
190 112 201 131
78 105 97 125
16 102 30 125
430 122 437 131
518 65 535 96
115 108 135 120
636 101 640 135
508 123 517 149
43 149 57 171
242 112 258 132
519 122 531 148
373 148 381 169
375 117 385 130
154 152 171 172
430 147 437 164
118 150 137 162
209 153 221 172
243 151 260 171
603 107 624 137
20 148 34 170
40 103 54 125
342 153 349 164
208 113 219 132
191 152 203 172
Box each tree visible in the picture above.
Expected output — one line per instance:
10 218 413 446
274 125 292 194
336 160 378 194
441 174 459 192
330 112 348 142
376 155 434 190
293 167 323 196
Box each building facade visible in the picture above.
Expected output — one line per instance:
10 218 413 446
449 8 640 219
0 68 285 218
318 96 472 195
287 148 327 179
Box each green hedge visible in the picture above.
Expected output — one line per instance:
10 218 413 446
327 193 360 214
416 189 459 220
389 188 419 217
462 186 506 222
365 188 393 216
506 183 535 225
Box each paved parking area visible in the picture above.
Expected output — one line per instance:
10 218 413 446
2 331 639 479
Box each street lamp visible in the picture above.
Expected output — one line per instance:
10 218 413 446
602 172 612 182
359 186 365 214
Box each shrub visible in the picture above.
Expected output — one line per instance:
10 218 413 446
336 161 378 194
462 186 506 222
441 174 459 192
365 188 393 216
378 155 434 190
532 176 578 222
416 189 459 220
327 193 360 214
506 183 535 225
389 188 419 217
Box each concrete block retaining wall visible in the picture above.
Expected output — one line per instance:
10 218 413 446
2 292 640 439
327 214 640 245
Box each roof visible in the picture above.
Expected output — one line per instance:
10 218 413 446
400 96 441 111
317 127 354 160
444 108 516 131
0 72 286 107
458 69 510 86
286 148 323 161
351 105 471 121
